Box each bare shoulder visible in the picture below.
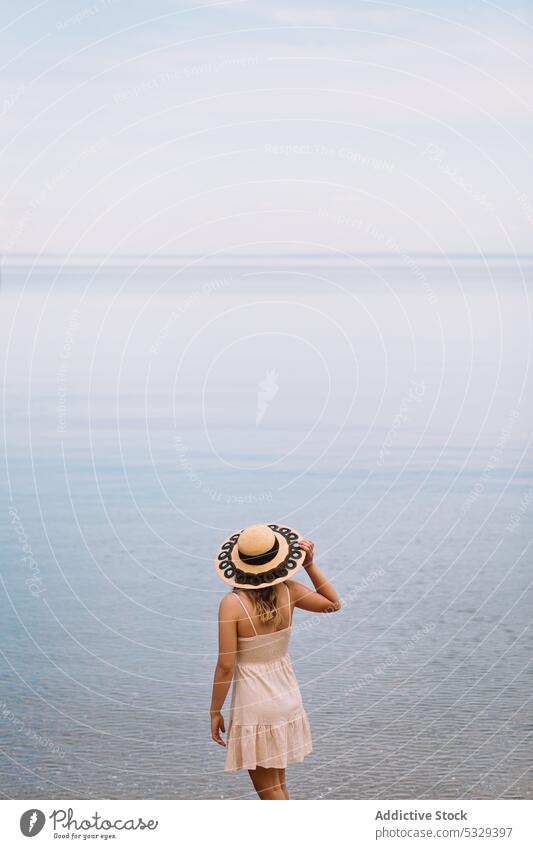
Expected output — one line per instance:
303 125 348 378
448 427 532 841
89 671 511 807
285 579 307 600
218 592 240 621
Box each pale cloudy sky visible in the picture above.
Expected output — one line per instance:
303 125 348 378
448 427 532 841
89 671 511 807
1 0 532 258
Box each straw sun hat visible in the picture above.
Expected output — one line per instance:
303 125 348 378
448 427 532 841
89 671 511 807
215 523 304 589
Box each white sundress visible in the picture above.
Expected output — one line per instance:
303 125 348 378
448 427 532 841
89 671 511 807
225 583 313 772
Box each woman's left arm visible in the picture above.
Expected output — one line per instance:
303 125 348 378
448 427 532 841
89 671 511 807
209 595 237 747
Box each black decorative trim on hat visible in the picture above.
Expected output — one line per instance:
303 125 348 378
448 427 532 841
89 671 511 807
217 524 303 586
238 535 279 566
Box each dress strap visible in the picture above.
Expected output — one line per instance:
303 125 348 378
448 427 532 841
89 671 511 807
285 583 292 626
234 592 258 636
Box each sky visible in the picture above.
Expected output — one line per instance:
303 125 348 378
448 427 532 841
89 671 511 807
1 0 533 259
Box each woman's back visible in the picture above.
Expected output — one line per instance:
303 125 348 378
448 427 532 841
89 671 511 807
233 583 292 639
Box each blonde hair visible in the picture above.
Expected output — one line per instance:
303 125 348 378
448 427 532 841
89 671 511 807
240 586 282 628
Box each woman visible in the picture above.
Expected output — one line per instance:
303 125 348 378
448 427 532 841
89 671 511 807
210 523 341 800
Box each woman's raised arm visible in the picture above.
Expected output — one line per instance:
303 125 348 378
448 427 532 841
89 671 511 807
288 539 341 613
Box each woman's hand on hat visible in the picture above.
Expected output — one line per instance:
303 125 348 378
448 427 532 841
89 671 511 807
210 710 226 747
299 538 315 569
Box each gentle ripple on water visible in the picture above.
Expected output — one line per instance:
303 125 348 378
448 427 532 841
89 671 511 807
1 267 532 798
1 457 532 799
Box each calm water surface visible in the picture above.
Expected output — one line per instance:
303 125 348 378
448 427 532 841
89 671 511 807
1 259 532 798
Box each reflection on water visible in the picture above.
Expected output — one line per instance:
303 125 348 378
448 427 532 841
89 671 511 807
0 261 532 799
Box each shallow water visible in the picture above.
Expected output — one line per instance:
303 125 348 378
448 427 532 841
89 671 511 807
1 259 532 799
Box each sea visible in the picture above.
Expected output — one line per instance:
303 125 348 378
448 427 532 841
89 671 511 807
1 255 532 799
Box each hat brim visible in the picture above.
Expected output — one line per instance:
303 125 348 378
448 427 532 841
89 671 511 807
215 524 304 588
